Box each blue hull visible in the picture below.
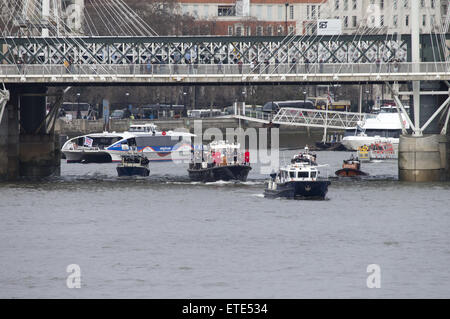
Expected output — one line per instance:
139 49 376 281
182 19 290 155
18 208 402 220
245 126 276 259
116 166 150 177
264 180 330 200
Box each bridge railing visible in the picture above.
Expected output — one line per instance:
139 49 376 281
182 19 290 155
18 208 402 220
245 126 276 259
0 62 449 77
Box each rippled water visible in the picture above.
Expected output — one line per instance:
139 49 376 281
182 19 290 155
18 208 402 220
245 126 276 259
0 150 449 298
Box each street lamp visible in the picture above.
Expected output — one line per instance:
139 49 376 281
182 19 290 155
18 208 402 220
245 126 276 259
183 92 188 117
365 89 370 112
285 3 289 36
76 92 81 119
303 90 307 106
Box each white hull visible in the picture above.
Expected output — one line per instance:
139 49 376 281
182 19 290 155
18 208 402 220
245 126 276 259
341 136 399 151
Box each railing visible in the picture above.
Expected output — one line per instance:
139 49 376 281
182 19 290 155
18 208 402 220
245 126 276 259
272 107 370 129
0 62 449 78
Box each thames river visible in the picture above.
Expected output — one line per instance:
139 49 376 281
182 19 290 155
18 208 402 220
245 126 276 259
0 150 449 298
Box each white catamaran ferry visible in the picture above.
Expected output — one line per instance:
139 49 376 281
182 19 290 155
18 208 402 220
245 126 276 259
341 107 410 151
62 123 194 163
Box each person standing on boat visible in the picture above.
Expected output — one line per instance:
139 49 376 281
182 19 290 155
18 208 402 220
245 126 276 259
244 150 250 165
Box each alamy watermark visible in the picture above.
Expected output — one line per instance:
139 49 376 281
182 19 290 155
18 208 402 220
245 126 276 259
66 264 81 289
366 264 381 289
170 120 280 174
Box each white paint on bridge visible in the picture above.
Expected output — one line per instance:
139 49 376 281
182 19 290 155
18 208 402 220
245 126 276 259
0 62 449 84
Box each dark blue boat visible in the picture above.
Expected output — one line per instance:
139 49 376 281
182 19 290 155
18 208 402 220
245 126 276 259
116 153 150 177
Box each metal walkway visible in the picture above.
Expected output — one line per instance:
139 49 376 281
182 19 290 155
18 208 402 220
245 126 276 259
0 62 448 84
233 105 371 130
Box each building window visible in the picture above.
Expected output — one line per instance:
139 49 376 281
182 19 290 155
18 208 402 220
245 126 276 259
370 15 375 25
393 0 397 9
236 26 242 36
246 26 251 36
380 0 384 9
277 25 283 35
311 5 316 19
404 0 408 8
257 5 263 19
256 26 263 35
380 15 384 26
306 5 310 19
420 0 425 7
431 0 435 9
344 0 348 11
352 16 357 27
228 26 233 35
393 15 398 27
290 5 294 19
193 5 198 17
218 5 235 17
335 0 339 10
430 15 435 26
318 5 321 18
288 26 294 34
267 26 273 36
405 15 409 26
343 16 348 27
422 14 426 26
352 0 357 10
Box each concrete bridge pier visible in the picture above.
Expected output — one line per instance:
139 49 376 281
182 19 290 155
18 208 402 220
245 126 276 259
0 85 60 181
398 82 450 182
0 91 19 181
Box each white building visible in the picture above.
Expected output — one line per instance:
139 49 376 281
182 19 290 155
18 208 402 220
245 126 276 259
319 0 448 35
177 0 449 35
177 0 326 36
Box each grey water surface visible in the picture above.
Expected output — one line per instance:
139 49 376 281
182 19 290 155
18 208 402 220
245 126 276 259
0 150 449 298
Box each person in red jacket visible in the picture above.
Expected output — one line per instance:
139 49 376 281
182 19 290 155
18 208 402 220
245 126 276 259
244 150 250 165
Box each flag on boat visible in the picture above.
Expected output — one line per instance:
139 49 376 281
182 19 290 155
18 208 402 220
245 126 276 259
84 136 93 147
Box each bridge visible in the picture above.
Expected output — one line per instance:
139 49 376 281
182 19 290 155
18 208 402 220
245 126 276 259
0 34 449 84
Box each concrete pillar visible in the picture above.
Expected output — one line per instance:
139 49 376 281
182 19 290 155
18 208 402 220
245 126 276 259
399 134 449 182
0 89 20 181
20 85 47 134
19 134 60 178
17 85 60 178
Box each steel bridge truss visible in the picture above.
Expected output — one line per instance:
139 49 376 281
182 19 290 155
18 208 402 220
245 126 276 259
234 105 370 130
271 107 369 129
0 35 429 66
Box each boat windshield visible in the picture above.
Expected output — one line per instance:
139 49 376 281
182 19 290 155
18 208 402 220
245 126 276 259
73 136 122 149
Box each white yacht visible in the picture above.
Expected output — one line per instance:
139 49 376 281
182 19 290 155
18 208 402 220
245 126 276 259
341 107 410 151
62 123 194 163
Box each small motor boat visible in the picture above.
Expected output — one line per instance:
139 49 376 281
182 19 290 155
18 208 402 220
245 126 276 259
116 153 150 177
335 156 368 177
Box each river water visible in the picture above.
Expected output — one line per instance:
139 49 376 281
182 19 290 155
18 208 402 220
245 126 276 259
0 150 449 298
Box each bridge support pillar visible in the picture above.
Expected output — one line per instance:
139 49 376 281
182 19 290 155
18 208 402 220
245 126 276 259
398 81 449 182
0 91 19 181
0 85 60 181
399 134 449 182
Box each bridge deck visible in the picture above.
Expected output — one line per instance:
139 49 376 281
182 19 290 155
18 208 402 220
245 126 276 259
0 62 448 84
